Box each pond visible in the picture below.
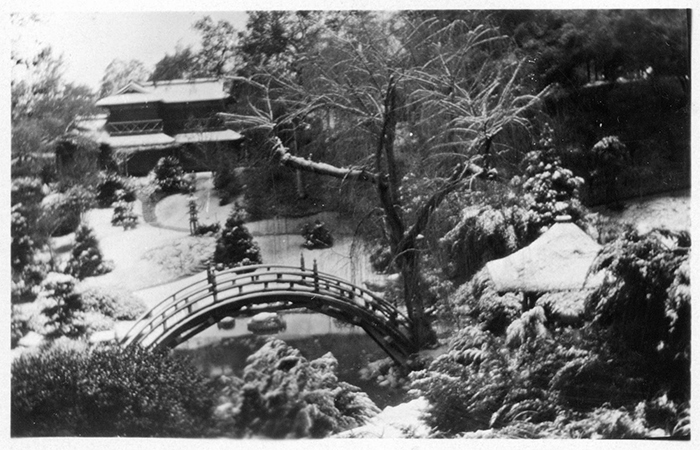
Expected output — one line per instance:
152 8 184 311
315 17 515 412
175 311 409 409
172 227 408 409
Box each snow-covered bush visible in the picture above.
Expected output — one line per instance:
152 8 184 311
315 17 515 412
213 205 262 268
95 171 136 207
39 272 86 339
152 156 187 194
144 236 217 277
521 149 584 227
11 343 214 437
447 268 522 334
590 135 629 206
111 189 138 229
77 285 147 321
64 224 112 279
213 339 379 438
301 220 334 249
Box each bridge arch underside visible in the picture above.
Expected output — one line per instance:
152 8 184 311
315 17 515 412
134 291 416 365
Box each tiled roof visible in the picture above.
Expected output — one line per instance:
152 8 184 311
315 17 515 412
96 78 229 107
106 133 176 148
174 130 243 143
485 221 603 293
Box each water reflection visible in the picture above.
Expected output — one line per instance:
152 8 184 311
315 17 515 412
174 228 406 408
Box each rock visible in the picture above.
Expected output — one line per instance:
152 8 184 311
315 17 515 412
217 316 236 330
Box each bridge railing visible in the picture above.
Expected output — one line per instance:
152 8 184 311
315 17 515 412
122 265 412 350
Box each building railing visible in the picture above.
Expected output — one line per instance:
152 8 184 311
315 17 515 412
176 116 226 132
107 119 164 135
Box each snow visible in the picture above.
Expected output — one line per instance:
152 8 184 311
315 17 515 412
333 397 431 438
595 190 690 234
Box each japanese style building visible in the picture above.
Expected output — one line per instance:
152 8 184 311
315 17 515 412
72 78 244 175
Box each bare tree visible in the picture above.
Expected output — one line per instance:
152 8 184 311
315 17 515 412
220 13 548 348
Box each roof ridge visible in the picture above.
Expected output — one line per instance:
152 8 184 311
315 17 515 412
149 77 221 86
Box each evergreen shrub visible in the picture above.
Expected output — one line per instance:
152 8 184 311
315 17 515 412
77 285 147 321
152 156 187 194
213 339 379 438
213 205 262 268
110 190 138 229
11 343 214 437
194 223 221 235
301 220 334 249
213 167 242 205
64 224 112 280
38 272 86 339
95 172 135 207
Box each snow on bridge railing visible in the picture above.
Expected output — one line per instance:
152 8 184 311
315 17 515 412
121 264 412 349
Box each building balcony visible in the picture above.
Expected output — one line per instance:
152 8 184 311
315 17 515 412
106 119 164 136
176 116 227 132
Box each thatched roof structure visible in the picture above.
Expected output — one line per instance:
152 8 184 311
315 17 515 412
485 217 602 293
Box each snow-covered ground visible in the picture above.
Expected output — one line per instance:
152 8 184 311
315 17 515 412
52 179 689 316
594 189 690 234
35 179 690 437
333 397 432 438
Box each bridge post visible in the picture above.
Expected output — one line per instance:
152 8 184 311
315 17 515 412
207 266 218 302
313 259 319 292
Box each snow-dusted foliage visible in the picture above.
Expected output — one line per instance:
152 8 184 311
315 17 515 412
64 224 112 280
213 205 262 268
213 339 380 438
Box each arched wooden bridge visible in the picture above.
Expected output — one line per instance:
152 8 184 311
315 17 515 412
120 264 416 364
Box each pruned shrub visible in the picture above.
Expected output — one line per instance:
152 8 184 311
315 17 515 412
111 190 138 229
301 220 334 249
590 135 629 207
521 149 585 227
38 272 86 339
64 224 112 280
194 222 221 236
213 205 262 269
11 343 214 437
95 171 136 207
77 285 147 321
152 156 187 194
144 236 217 278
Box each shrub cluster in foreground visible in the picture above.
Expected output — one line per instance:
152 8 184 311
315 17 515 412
12 341 214 437
12 339 379 438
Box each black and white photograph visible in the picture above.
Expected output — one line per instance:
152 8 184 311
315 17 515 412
6 0 694 444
